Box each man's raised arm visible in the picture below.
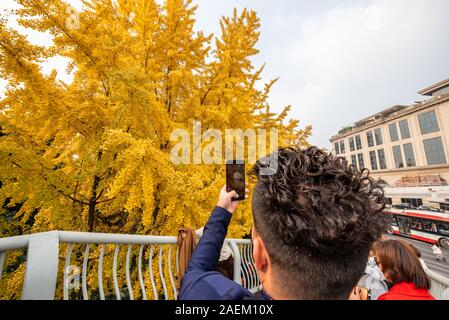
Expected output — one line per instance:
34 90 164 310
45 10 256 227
179 186 250 300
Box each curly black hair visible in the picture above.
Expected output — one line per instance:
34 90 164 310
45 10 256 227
250 146 389 300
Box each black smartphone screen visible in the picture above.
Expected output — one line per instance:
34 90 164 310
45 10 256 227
226 160 245 201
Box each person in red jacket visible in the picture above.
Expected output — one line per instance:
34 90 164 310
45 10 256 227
375 240 435 300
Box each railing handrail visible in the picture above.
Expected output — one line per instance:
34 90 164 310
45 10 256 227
0 231 253 251
227 239 251 245
58 231 178 245
0 231 179 249
0 234 31 251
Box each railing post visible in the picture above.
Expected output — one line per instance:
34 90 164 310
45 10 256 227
22 231 60 300
228 240 242 285
0 251 6 281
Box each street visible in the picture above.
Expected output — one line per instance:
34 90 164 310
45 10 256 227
385 234 449 278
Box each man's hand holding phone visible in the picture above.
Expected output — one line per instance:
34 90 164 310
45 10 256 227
218 160 248 213
217 185 249 214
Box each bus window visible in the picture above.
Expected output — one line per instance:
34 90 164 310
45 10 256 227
391 216 398 226
411 218 423 231
422 221 437 233
438 223 449 236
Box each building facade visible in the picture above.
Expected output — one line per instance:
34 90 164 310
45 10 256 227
330 78 449 211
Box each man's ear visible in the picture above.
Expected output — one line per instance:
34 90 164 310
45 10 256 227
252 229 269 272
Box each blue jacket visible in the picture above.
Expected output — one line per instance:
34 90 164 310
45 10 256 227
179 206 253 300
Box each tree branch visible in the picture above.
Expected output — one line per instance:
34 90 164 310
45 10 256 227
50 183 90 206
96 197 116 204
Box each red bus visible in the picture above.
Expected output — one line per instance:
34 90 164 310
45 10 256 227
387 208 449 248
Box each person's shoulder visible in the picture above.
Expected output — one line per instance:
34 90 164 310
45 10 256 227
377 285 407 301
376 289 435 301
377 292 390 300
377 292 410 300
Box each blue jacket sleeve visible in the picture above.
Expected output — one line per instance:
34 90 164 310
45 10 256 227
186 206 232 273
179 206 252 300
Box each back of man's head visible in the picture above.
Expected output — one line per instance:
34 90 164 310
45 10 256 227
250 146 388 300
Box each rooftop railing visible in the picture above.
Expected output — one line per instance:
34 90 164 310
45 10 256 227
1 231 448 300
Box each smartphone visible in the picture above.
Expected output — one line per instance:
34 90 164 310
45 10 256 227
226 160 245 201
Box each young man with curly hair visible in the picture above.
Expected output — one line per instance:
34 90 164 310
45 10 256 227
179 147 389 300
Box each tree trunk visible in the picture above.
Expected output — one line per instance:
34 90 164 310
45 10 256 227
87 175 100 232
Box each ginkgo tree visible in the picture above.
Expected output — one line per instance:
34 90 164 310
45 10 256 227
0 0 313 300
0 0 311 242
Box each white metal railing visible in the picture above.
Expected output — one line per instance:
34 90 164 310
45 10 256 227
231 239 261 293
2 231 448 300
428 269 449 300
0 231 258 300
58 231 180 300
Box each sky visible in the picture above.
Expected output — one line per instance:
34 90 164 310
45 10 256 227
1 0 449 148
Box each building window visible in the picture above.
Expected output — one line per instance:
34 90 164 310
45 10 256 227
389 123 399 142
433 86 449 97
418 110 440 135
378 149 387 170
369 151 378 171
423 137 447 165
393 145 404 168
366 132 374 148
340 141 346 154
374 128 383 146
357 153 365 170
355 135 362 150
351 155 357 167
440 203 449 211
385 198 393 205
403 143 416 167
349 137 355 152
401 198 423 208
399 120 411 140
335 142 340 155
